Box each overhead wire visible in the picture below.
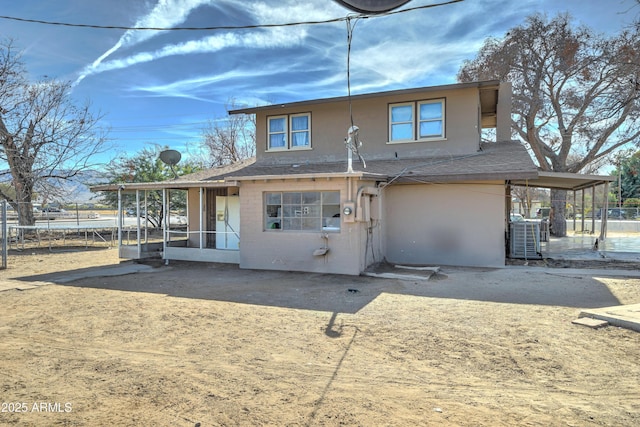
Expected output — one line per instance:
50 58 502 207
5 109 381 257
346 14 360 130
0 1 464 31
345 14 367 168
1 1 466 150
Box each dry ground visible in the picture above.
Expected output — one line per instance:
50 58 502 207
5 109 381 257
0 247 639 426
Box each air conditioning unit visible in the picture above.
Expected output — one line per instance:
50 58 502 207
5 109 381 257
510 222 541 259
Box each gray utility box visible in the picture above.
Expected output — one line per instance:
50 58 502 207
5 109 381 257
510 222 541 259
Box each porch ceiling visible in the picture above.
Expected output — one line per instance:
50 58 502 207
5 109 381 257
510 171 616 191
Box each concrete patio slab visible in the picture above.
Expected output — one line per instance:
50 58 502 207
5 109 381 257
572 317 609 329
579 303 640 333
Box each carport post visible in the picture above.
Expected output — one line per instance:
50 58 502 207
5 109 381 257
599 182 609 241
572 190 576 231
581 189 586 233
591 185 596 235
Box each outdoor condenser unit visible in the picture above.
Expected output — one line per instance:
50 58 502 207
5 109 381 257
510 222 542 259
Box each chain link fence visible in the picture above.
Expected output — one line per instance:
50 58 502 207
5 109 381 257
0 202 118 268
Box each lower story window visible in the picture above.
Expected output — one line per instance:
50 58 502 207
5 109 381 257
265 191 341 232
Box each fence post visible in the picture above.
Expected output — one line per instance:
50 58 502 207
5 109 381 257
1 201 7 269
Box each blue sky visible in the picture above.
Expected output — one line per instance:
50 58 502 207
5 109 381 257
1 0 637 164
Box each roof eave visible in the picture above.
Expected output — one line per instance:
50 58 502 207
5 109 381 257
229 80 501 115
509 171 616 191
392 170 539 184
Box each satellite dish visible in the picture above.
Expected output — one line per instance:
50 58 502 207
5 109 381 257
159 149 182 178
333 0 412 13
159 149 182 166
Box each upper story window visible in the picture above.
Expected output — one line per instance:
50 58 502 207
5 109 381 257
268 116 287 149
389 99 445 143
267 113 311 151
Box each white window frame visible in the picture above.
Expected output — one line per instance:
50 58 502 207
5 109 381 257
418 99 445 140
388 98 445 143
289 113 311 150
266 113 312 151
389 102 415 142
267 115 288 151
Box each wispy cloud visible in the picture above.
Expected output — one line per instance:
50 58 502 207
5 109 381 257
131 67 286 101
73 0 496 104
74 0 218 85
347 36 485 93
90 26 307 83
74 0 340 86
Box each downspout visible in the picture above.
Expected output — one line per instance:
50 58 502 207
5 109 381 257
376 180 395 264
355 186 379 218
355 185 381 269
374 182 384 261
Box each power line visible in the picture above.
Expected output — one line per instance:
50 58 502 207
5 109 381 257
0 0 464 31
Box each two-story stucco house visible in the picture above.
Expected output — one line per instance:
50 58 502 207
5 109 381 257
93 80 613 275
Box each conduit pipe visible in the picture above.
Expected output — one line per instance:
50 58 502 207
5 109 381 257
355 186 379 222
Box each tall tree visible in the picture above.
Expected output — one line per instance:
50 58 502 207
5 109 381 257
511 186 548 218
0 38 108 225
458 14 640 236
611 150 640 204
200 100 255 167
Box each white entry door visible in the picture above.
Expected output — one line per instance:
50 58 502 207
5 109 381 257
215 196 240 250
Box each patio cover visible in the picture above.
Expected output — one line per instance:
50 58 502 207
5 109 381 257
510 171 616 241
509 171 616 191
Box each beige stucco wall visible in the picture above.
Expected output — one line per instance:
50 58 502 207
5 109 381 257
383 182 506 267
254 86 482 165
496 82 512 141
237 178 381 275
178 181 505 271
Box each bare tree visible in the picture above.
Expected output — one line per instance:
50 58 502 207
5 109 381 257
511 186 548 218
200 100 255 167
458 14 640 236
0 39 108 225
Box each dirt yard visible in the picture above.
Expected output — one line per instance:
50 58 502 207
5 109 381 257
0 247 639 426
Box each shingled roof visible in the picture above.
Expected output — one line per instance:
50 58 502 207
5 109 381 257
223 141 538 183
364 141 539 183
91 141 538 192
